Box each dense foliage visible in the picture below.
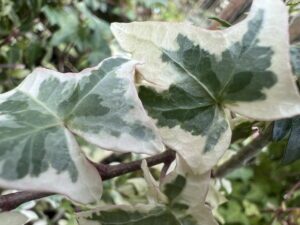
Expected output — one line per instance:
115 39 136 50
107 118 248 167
0 0 299 225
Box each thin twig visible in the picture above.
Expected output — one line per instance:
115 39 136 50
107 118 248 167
0 149 176 211
284 180 300 200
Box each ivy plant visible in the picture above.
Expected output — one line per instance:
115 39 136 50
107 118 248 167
0 0 300 224
111 0 300 173
0 57 163 203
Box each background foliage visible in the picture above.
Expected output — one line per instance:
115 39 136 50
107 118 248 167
0 0 299 224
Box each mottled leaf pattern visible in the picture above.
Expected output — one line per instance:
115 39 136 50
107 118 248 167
0 57 163 203
111 0 300 172
77 158 216 225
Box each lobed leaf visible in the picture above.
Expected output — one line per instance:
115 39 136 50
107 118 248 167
0 57 163 203
111 0 300 173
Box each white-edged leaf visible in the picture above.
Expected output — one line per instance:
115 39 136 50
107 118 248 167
141 160 168 203
0 212 28 225
111 0 300 173
0 57 163 203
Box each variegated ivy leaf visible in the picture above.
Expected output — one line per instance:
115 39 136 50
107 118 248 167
0 57 163 203
111 0 300 173
77 205 181 225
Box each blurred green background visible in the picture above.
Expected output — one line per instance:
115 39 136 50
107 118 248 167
0 0 299 224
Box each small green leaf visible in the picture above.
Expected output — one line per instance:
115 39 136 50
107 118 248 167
163 175 186 204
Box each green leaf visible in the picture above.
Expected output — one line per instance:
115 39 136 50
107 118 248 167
111 0 300 172
0 57 163 203
77 205 181 225
42 3 112 64
42 6 79 46
273 119 292 141
163 174 186 204
283 116 300 164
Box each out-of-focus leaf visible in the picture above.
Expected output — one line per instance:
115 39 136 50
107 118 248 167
273 119 292 141
283 116 300 164
226 167 254 182
42 6 79 46
232 121 255 142
144 0 168 7
42 3 112 66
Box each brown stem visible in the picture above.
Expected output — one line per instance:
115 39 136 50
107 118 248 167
0 192 51 212
0 149 176 211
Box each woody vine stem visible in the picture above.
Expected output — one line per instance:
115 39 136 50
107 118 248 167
0 124 273 211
